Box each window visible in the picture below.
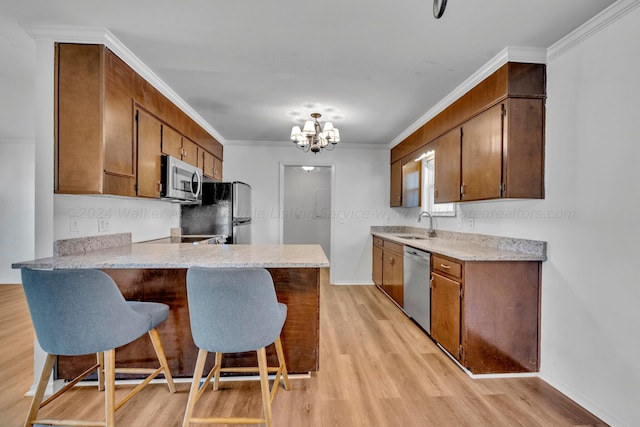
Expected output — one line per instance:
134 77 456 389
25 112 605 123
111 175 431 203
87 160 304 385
422 153 456 216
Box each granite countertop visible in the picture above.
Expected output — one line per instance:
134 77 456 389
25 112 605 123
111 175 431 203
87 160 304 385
372 226 546 261
12 241 330 270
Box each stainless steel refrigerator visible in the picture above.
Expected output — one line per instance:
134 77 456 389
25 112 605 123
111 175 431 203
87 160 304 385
180 181 251 244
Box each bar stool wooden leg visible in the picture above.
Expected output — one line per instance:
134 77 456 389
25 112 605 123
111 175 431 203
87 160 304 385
257 347 273 427
24 353 56 427
97 351 105 391
213 352 222 391
148 328 176 393
105 348 116 427
274 336 291 391
182 348 208 427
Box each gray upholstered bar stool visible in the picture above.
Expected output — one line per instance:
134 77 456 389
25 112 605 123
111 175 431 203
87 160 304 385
20 268 176 427
183 267 290 427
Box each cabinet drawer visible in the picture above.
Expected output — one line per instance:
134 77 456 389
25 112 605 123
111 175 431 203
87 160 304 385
373 236 384 247
432 255 462 279
383 240 404 255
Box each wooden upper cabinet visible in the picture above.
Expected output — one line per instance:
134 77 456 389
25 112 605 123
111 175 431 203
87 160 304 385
390 62 545 204
181 138 199 168
161 125 183 159
56 43 135 196
502 98 544 199
55 42 224 199
461 103 503 201
390 160 402 207
136 107 163 198
203 150 223 181
162 126 200 168
434 127 461 203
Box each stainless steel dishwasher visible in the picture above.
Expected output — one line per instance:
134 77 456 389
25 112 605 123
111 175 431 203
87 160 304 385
403 246 431 333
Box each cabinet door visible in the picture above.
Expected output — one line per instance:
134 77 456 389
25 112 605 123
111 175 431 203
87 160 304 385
372 243 383 287
431 272 461 359
390 160 402 207
161 125 183 159
203 150 222 180
181 137 199 168
202 150 214 178
461 103 503 201
383 250 403 307
434 127 461 203
56 43 104 194
104 48 135 179
136 108 163 198
213 156 223 181
401 159 421 207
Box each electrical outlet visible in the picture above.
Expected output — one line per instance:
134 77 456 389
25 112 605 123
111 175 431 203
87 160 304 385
98 218 110 232
467 218 475 229
70 216 79 232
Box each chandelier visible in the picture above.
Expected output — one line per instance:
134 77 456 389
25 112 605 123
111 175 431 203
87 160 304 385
290 113 340 154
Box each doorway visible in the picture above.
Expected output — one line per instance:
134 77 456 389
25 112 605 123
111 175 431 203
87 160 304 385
280 164 333 264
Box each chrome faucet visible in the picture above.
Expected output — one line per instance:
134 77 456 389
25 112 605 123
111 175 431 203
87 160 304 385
417 211 437 237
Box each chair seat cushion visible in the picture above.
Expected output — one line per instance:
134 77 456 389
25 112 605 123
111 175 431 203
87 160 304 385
127 301 170 329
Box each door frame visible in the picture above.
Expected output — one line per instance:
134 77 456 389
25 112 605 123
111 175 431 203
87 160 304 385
279 162 335 285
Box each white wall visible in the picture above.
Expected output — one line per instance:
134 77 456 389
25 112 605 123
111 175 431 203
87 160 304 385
223 143 391 284
0 142 35 283
54 195 180 243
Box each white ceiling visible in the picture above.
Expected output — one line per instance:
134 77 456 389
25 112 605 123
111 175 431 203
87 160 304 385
0 0 616 146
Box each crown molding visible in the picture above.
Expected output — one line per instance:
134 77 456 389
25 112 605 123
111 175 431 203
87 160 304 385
547 0 640 62
21 25 226 145
388 46 546 149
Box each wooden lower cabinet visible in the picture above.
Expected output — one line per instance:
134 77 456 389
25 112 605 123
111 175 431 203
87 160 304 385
431 253 541 374
431 272 461 359
57 267 321 379
373 237 403 307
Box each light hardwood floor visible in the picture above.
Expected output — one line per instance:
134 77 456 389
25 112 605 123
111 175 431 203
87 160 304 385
0 283 607 426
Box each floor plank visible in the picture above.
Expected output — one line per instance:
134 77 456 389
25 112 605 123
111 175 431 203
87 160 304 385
0 283 607 426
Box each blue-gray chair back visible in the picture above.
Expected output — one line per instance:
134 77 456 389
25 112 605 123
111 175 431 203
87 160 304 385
21 268 157 356
186 267 287 353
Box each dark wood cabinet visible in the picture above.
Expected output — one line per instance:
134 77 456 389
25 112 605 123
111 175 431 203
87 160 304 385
203 150 223 181
461 103 503 201
390 160 403 207
431 272 461 359
55 42 223 198
390 62 545 205
373 237 404 307
135 107 163 198
56 43 136 196
430 252 541 374
372 237 383 287
433 127 461 203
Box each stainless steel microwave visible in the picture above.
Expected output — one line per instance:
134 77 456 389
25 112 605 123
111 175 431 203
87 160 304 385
160 155 202 203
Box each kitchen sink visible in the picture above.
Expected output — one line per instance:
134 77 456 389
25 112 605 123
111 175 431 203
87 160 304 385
394 234 430 240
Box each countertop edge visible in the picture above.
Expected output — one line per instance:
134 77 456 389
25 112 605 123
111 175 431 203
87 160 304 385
372 231 547 262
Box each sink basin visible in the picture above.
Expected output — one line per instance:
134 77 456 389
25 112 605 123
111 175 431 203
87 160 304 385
394 234 430 240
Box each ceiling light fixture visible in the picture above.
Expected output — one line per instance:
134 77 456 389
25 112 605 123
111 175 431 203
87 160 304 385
290 113 340 154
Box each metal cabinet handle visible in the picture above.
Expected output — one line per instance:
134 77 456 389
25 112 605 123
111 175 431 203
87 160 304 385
440 263 451 269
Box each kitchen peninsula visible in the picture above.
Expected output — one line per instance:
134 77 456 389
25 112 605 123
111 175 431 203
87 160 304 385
12 234 329 378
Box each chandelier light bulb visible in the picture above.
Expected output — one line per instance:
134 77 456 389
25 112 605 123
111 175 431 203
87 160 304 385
290 112 341 154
